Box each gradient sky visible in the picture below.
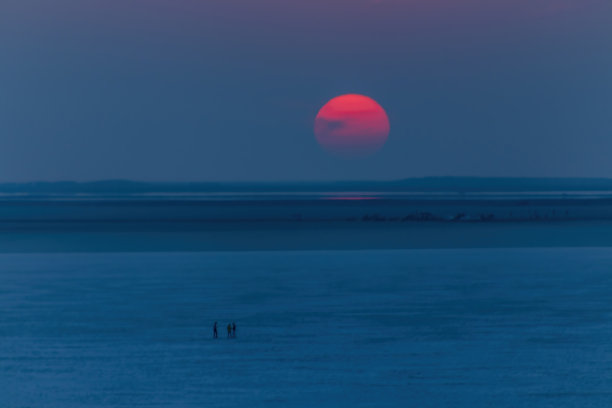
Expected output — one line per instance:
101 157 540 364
1 0 611 181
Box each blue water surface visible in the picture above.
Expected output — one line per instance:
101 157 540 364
2 249 612 407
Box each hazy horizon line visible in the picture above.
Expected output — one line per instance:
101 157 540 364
3 176 612 185
3 177 612 194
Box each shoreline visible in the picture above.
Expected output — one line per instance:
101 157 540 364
3 197 612 223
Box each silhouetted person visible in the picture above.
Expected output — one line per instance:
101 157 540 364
227 323 232 338
213 321 218 339
232 322 236 338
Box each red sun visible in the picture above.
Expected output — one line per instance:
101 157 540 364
314 94 390 157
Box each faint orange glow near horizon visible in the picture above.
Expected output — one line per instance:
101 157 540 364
314 94 390 158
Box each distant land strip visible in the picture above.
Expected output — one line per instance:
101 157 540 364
4 177 612 194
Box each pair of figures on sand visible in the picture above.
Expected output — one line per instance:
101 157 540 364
213 321 236 338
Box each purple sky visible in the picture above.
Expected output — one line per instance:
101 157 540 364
1 0 611 181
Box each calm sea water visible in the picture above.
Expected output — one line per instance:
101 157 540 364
3 248 612 407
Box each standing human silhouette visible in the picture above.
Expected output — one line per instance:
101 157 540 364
227 323 232 338
213 321 218 339
232 322 236 338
